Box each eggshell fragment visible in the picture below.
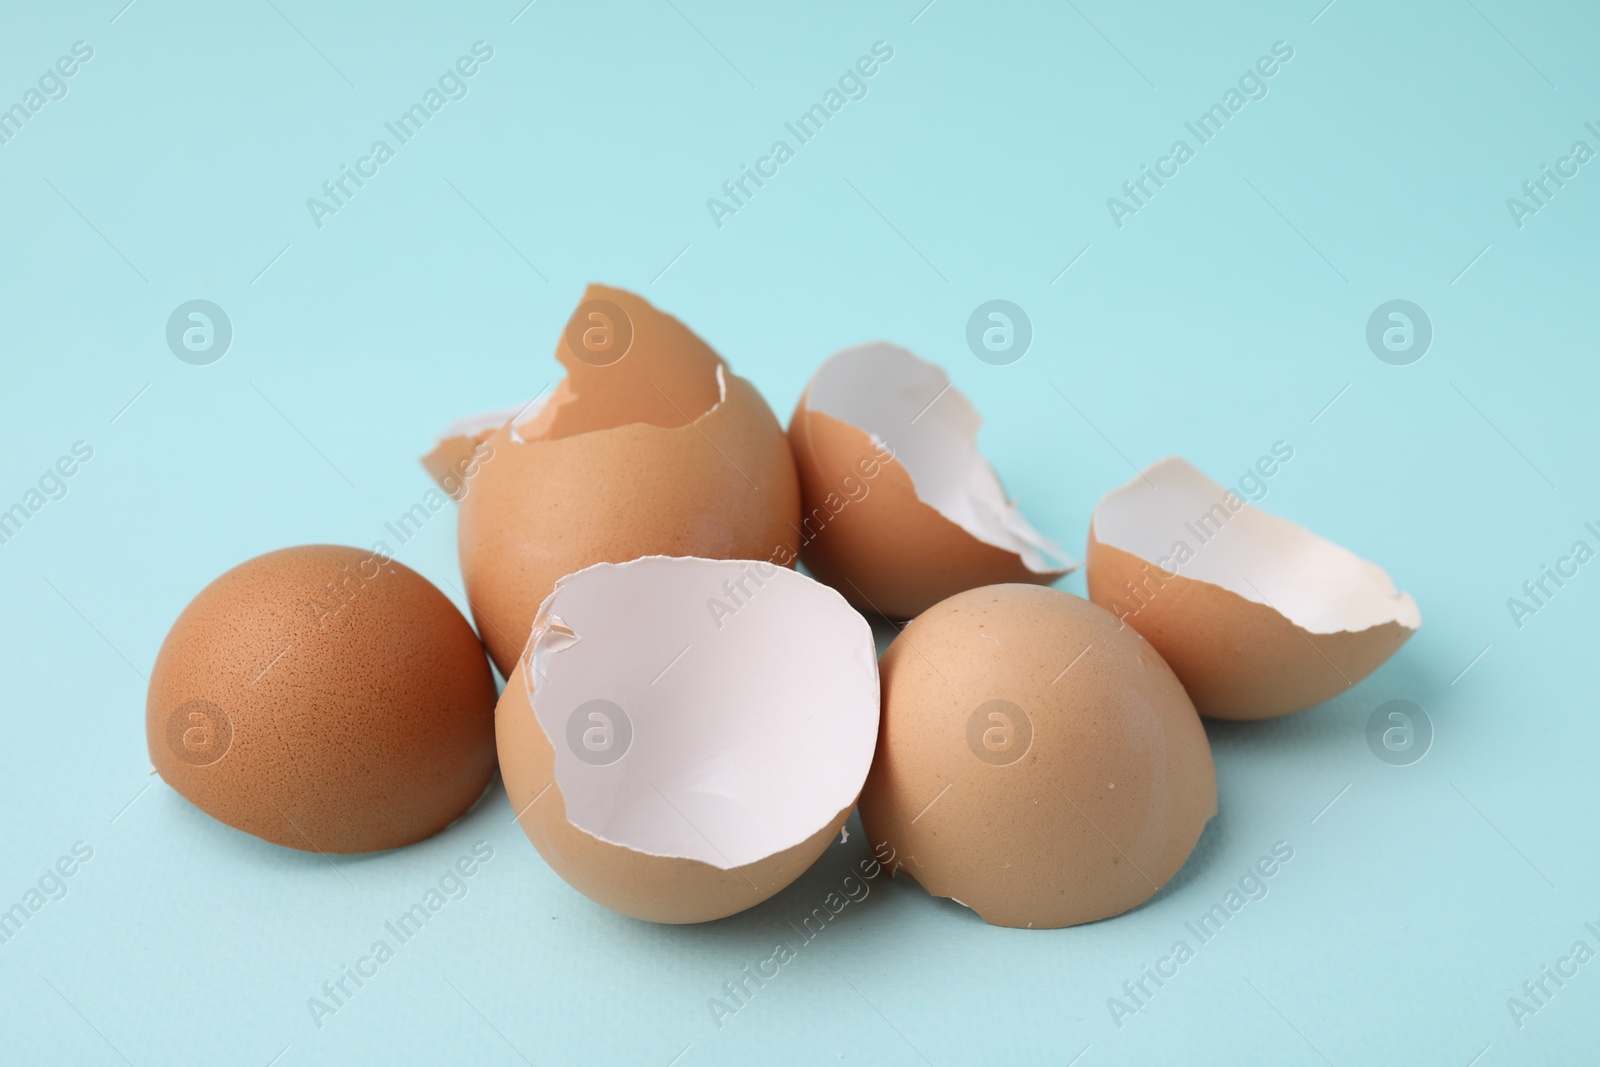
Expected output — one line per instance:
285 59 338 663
1086 457 1421 720
423 284 800 677
858 584 1216 929
422 407 521 502
496 556 880 924
788 343 1072 619
146 545 498 853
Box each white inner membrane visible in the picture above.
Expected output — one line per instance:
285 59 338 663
1093 457 1421 634
804 343 1073 574
525 556 881 868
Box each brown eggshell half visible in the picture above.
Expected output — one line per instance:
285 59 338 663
1085 457 1421 720
423 284 800 677
858 583 1216 930
146 545 498 853
496 556 880 924
788 343 1071 620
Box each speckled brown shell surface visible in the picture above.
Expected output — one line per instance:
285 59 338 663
146 544 499 854
858 584 1217 929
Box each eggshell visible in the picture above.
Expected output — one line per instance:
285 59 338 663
422 406 521 502
146 545 498 853
788 343 1071 619
497 556 880 923
857 584 1216 929
423 284 800 676
1086 457 1421 720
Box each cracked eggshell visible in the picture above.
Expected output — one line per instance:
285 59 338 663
1086 457 1421 720
146 545 498 853
788 343 1073 619
496 556 880 924
423 284 801 677
858 584 1215 929
421 406 522 502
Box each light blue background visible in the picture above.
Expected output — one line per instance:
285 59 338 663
2 1 1595 1063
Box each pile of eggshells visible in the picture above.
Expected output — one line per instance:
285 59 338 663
147 285 1420 928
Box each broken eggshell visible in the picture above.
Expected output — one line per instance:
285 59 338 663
423 284 801 677
857 583 1216 929
421 406 522 502
1086 456 1421 720
788 343 1073 620
496 555 880 924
